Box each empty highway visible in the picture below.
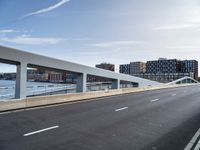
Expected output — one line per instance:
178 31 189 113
0 85 200 150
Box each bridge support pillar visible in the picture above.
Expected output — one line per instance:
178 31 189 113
15 62 27 99
111 79 120 89
76 73 87 93
181 80 183 84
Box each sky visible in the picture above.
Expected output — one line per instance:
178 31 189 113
0 0 200 73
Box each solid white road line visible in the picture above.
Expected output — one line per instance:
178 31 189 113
171 94 177 96
194 142 200 150
115 107 128 112
150 99 160 102
184 128 200 150
24 126 59 137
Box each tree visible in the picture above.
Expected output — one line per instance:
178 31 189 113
0 73 3 79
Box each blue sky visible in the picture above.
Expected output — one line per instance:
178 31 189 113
0 0 200 73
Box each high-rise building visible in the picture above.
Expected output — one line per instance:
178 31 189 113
145 59 198 82
146 59 181 74
130 62 146 74
119 64 130 74
96 63 115 72
181 60 198 80
119 59 198 82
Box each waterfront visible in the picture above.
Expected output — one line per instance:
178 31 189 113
0 80 75 100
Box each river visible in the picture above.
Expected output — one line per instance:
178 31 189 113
0 80 75 100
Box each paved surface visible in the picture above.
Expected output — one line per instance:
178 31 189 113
0 85 200 150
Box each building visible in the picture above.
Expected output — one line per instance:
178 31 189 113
94 63 115 82
27 69 49 82
96 63 115 72
132 73 193 83
2 73 16 80
146 59 181 74
27 69 38 81
90 63 115 82
119 64 130 74
48 71 66 83
146 59 198 81
145 59 198 82
119 62 146 75
130 62 146 74
120 58 198 83
180 60 198 80
1 68 71 83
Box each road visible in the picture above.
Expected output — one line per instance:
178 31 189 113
0 85 200 150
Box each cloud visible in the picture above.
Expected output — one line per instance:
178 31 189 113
153 23 199 30
87 40 143 48
70 38 93 41
0 29 19 33
166 46 199 49
187 7 200 23
21 0 70 19
0 35 66 45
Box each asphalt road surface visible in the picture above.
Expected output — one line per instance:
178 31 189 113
0 85 200 150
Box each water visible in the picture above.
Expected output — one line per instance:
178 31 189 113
0 80 15 99
0 80 128 101
0 80 76 100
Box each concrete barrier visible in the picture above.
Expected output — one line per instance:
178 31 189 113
0 84 198 112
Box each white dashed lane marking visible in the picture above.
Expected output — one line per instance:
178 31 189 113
115 107 128 112
171 94 177 96
24 126 59 137
150 99 160 102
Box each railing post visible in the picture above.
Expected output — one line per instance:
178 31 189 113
76 73 87 93
15 62 27 99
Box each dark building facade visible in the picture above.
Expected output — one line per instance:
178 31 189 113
132 73 194 83
96 63 115 72
119 64 130 74
130 62 146 74
2 73 16 80
144 59 198 82
93 63 115 82
180 60 198 80
146 59 181 74
120 58 198 83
